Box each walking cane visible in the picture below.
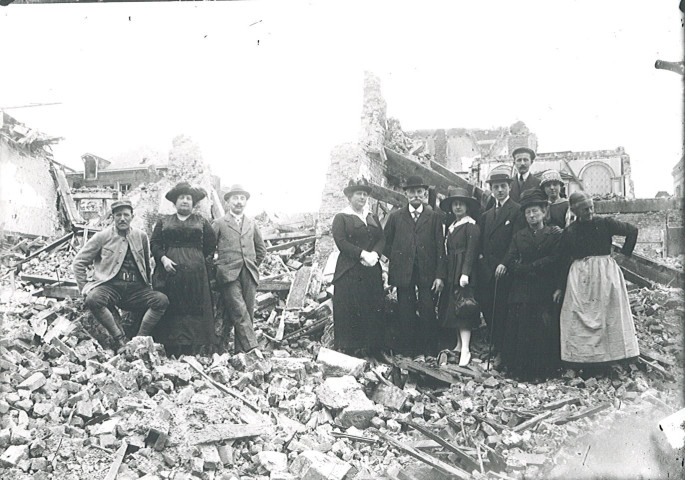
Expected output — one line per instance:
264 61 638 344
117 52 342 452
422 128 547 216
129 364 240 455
486 276 499 371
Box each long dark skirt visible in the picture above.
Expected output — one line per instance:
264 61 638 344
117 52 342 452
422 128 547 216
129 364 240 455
502 301 560 380
152 246 218 355
332 263 385 353
438 285 481 330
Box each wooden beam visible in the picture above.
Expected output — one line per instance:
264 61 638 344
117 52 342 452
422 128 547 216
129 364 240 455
384 147 455 196
370 428 471 479
19 274 77 286
104 441 128 480
512 410 553 433
257 280 291 292
383 354 460 385
39 285 80 299
51 164 83 225
404 421 481 473
264 230 315 242
285 266 312 310
553 403 612 425
612 243 684 288
369 182 407 207
10 232 74 268
266 236 316 253
188 423 271 445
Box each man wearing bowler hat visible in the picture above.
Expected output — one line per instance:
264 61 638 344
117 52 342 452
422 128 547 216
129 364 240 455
384 175 446 361
509 147 541 203
213 184 266 354
476 172 525 354
73 199 169 350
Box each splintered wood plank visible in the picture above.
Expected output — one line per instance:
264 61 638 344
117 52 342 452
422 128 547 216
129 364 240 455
266 236 316 253
11 232 74 268
285 266 312 310
40 286 80 299
257 280 291 292
19 274 77 286
371 428 471 479
104 441 128 480
188 423 271 445
404 421 481 472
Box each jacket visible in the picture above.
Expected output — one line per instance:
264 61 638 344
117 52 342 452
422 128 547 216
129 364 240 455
72 225 152 296
444 220 481 287
212 214 266 285
331 212 385 284
383 204 446 288
510 173 542 203
477 198 525 284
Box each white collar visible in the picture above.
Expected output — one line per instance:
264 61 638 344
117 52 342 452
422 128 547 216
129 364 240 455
408 203 424 214
496 197 510 208
517 171 530 181
448 215 476 233
343 205 369 225
229 211 244 221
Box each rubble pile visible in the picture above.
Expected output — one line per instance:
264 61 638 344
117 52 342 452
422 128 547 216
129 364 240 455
0 112 62 157
385 118 433 166
0 229 682 479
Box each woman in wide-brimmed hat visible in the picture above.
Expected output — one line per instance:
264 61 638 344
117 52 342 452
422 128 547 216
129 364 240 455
150 182 218 356
539 170 575 228
331 178 386 358
436 187 481 367
553 192 639 370
500 188 562 381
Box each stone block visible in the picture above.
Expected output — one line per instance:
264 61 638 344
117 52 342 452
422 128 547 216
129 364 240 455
30 457 49 471
17 372 46 392
217 444 234 466
257 450 288 472
10 428 32 445
0 444 29 467
371 383 408 411
315 376 366 410
316 348 366 378
271 357 308 381
100 434 117 448
32 402 53 417
200 444 221 470
289 450 354 480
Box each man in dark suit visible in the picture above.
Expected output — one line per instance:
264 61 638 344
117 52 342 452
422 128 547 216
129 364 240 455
384 176 446 360
509 147 541 203
212 184 267 354
476 172 525 353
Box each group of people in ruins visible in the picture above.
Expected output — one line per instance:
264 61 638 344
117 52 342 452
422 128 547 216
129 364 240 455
73 183 266 357
71 145 641 383
331 146 640 381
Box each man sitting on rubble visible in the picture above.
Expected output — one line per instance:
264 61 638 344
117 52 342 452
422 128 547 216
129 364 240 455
73 199 169 350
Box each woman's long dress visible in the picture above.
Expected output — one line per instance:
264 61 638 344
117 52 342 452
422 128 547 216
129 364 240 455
150 213 218 354
557 217 639 365
501 225 562 379
331 211 385 353
438 219 481 330
546 198 573 229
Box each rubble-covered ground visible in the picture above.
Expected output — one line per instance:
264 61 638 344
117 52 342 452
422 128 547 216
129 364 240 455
0 232 683 479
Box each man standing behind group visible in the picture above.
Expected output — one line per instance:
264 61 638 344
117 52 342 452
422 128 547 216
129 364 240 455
384 176 446 361
213 184 266 354
477 172 524 353
509 147 541 203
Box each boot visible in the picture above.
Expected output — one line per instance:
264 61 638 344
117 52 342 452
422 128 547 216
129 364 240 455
92 306 128 350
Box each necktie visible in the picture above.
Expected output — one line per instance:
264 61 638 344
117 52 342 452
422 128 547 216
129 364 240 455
412 211 420 223
520 175 525 184
495 203 500 221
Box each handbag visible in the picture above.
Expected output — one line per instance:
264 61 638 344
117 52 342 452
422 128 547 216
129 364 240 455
454 286 479 318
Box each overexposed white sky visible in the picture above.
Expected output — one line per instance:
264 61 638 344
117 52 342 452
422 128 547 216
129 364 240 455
0 0 682 213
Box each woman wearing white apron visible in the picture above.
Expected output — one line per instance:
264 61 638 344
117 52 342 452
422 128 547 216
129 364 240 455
553 192 639 366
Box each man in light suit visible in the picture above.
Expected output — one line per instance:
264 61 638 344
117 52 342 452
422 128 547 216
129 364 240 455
476 172 525 352
384 176 446 360
213 184 266 353
509 147 541 203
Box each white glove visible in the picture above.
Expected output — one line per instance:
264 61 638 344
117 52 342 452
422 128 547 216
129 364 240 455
459 274 469 287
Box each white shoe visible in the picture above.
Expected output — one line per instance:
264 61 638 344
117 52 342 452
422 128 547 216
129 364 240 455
458 350 471 367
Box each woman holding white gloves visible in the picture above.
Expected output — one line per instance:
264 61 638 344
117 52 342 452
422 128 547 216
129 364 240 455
437 187 481 367
331 178 386 358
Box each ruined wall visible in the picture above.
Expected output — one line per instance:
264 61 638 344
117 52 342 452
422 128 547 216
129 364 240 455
314 72 388 267
0 138 60 237
67 168 167 191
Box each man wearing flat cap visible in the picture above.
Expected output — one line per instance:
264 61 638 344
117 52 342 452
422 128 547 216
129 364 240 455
509 147 541 203
476 172 525 353
73 200 169 350
383 176 446 361
213 184 266 354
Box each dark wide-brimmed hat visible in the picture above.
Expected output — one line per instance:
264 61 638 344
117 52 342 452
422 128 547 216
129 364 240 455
519 188 549 211
511 146 537 161
440 186 480 214
485 172 514 185
402 175 429 190
343 178 372 197
224 184 251 201
111 199 133 214
165 182 207 204
540 169 563 188
569 191 593 210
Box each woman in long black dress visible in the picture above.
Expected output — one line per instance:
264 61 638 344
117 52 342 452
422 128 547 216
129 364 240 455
553 191 639 367
331 178 386 357
437 187 481 367
150 182 218 356
501 188 562 381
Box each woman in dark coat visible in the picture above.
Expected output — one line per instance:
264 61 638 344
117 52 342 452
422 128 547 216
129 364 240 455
553 191 639 367
437 187 481 367
150 182 218 356
501 188 562 381
331 178 386 357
